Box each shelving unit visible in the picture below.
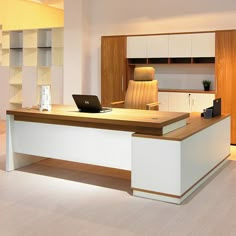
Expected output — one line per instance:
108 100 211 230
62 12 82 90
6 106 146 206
0 27 64 112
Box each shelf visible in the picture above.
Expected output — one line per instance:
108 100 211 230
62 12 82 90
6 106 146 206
127 58 147 64
38 47 51 66
1 49 10 66
192 57 215 63
148 58 169 64
10 49 23 67
23 48 37 66
10 31 23 49
2 31 10 49
9 90 22 104
10 67 22 86
127 57 215 65
52 47 63 66
23 30 37 48
159 89 216 94
38 29 52 48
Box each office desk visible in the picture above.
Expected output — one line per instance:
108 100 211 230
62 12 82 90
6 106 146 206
6 106 230 204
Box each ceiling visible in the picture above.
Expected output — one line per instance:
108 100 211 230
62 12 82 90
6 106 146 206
29 0 64 9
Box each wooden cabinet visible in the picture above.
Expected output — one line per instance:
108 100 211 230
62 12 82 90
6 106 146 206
216 30 236 144
101 36 127 107
168 92 191 112
159 91 215 113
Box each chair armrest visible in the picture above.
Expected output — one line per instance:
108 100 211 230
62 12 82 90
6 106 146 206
110 101 125 108
146 102 160 110
110 101 125 105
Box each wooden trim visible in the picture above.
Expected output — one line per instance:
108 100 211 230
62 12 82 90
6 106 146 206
159 89 216 94
133 113 230 141
13 115 164 135
102 29 236 38
7 106 189 136
132 188 180 199
132 155 230 199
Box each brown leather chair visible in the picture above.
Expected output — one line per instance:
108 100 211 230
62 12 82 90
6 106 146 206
111 67 158 110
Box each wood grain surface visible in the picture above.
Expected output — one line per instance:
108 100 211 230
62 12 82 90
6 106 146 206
7 105 189 135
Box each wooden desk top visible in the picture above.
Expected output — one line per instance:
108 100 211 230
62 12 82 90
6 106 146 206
133 113 230 141
6 105 189 135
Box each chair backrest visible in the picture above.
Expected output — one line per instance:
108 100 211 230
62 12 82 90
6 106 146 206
124 67 158 110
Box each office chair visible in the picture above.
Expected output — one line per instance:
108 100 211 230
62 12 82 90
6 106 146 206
111 67 159 110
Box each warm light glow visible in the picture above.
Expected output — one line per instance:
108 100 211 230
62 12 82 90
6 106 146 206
0 0 64 30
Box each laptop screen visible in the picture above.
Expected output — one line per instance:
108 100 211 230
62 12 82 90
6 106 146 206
72 94 102 113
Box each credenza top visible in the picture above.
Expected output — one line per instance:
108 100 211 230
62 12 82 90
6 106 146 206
133 112 230 141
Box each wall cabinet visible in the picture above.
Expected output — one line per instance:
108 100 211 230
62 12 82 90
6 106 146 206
147 35 169 58
101 36 127 106
127 36 146 58
158 91 215 113
191 33 215 57
169 34 192 58
127 32 215 60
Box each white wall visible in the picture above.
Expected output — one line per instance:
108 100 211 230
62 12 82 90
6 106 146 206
64 0 236 103
64 0 91 104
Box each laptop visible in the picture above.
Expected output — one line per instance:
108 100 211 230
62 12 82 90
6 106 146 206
72 94 112 113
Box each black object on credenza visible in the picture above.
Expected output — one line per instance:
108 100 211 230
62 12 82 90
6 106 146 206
201 98 221 119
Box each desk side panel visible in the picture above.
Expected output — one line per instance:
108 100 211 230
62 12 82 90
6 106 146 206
181 116 231 193
132 138 181 195
13 121 132 170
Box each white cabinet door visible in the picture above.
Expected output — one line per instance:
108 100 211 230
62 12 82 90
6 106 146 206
147 35 169 58
169 34 192 58
169 92 191 112
191 93 215 112
158 92 169 111
127 36 147 58
191 33 215 57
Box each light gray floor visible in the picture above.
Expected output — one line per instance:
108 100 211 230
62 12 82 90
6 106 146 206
1 122 236 236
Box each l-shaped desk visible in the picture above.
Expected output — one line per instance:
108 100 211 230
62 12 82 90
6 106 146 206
6 105 230 204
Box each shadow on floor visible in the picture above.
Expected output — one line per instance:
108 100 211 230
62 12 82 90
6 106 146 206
18 159 132 195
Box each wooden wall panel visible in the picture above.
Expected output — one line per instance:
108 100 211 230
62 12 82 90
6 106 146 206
101 36 126 107
216 30 236 144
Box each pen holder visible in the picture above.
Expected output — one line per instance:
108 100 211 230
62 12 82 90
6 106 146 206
203 108 213 119
39 85 52 111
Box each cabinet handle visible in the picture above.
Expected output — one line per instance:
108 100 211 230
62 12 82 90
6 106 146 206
122 75 124 92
